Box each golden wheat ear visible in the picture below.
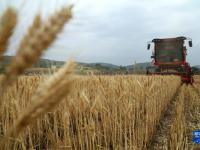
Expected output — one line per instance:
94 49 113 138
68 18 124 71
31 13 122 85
0 7 17 61
0 60 76 149
0 5 73 89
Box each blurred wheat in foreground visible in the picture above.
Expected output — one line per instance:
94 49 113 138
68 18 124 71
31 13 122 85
0 5 76 150
0 7 17 59
0 6 73 91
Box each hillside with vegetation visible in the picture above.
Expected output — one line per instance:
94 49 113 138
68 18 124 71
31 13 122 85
1 56 199 74
0 56 153 74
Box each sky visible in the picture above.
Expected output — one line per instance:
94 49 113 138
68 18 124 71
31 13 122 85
0 0 200 65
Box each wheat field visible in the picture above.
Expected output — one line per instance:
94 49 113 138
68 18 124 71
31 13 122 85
0 75 200 149
0 5 200 150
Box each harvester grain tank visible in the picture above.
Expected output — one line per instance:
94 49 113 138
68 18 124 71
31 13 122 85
146 36 193 84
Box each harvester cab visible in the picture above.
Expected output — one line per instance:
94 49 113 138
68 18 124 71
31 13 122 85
146 36 194 84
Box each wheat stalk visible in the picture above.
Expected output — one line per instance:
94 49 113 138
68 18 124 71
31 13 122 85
0 7 17 60
0 5 73 90
0 60 76 149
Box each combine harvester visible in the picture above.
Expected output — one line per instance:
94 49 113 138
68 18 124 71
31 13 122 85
146 36 194 84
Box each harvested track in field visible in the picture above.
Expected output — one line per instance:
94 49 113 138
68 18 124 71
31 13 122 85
147 85 182 150
184 85 200 149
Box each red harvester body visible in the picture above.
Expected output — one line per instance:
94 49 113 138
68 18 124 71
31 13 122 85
146 36 194 84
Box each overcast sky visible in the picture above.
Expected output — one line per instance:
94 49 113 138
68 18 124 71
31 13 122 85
0 0 200 65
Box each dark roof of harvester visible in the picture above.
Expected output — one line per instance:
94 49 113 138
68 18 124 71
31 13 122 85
152 36 187 42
